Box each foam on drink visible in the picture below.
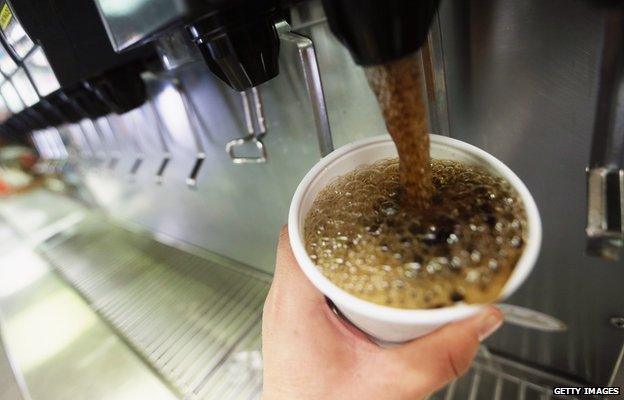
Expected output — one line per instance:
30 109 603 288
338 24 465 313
304 158 527 309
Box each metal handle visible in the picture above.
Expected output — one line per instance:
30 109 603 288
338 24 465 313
276 21 334 157
44 128 68 172
51 128 69 172
93 119 118 170
123 112 145 179
586 10 624 260
31 132 50 162
587 168 623 260
186 156 205 187
64 124 89 161
226 88 268 164
173 78 207 188
75 122 101 165
95 117 120 170
49 128 69 162
31 129 65 173
70 101 108 166
143 101 172 184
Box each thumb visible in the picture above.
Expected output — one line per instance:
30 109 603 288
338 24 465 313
389 306 503 395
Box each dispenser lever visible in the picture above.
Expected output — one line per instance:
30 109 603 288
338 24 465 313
123 112 145 179
586 10 624 260
276 21 334 157
50 128 69 171
71 101 106 166
102 114 127 171
30 132 50 167
226 88 268 164
143 100 172 184
76 122 100 165
173 78 206 188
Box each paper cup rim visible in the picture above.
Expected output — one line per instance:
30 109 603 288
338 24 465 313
288 134 542 324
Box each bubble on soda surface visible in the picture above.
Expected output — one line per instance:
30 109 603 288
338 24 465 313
304 158 527 309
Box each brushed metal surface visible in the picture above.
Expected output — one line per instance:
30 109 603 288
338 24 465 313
78 0 385 275
0 194 176 400
38 214 269 399
56 0 624 387
437 0 624 385
2 190 589 400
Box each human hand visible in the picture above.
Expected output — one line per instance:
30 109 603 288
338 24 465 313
261 226 504 400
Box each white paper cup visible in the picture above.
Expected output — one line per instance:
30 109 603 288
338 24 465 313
288 134 542 343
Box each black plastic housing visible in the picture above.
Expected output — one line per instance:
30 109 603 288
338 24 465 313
321 0 440 66
94 0 282 91
44 92 84 124
188 3 281 91
9 0 153 88
87 64 147 114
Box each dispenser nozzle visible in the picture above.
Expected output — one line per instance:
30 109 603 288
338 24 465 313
188 1 281 91
321 0 440 66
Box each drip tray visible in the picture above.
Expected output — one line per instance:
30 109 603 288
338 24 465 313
38 217 269 400
35 216 584 400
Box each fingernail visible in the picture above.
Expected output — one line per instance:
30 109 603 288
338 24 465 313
478 312 503 342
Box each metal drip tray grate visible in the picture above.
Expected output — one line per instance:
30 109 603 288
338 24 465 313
35 217 586 400
429 351 585 400
38 218 268 400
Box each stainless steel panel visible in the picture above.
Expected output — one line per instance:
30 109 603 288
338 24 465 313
0 213 176 400
437 0 624 385
38 213 270 399
56 0 624 387
79 3 386 274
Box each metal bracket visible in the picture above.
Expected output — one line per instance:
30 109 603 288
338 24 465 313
276 21 334 157
143 100 172 184
46 128 68 172
172 78 207 188
31 131 50 170
586 167 623 260
226 88 268 164
76 122 102 165
64 124 89 161
98 116 121 170
30 128 68 173
586 11 624 261
71 102 107 167
123 112 145 179
421 12 451 137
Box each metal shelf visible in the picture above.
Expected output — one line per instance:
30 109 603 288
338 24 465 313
39 218 268 400
36 216 588 400
428 350 587 400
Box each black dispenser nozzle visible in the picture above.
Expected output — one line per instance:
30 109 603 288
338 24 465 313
321 0 440 66
188 1 281 91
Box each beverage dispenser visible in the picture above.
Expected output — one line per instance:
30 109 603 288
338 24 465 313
0 0 622 399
